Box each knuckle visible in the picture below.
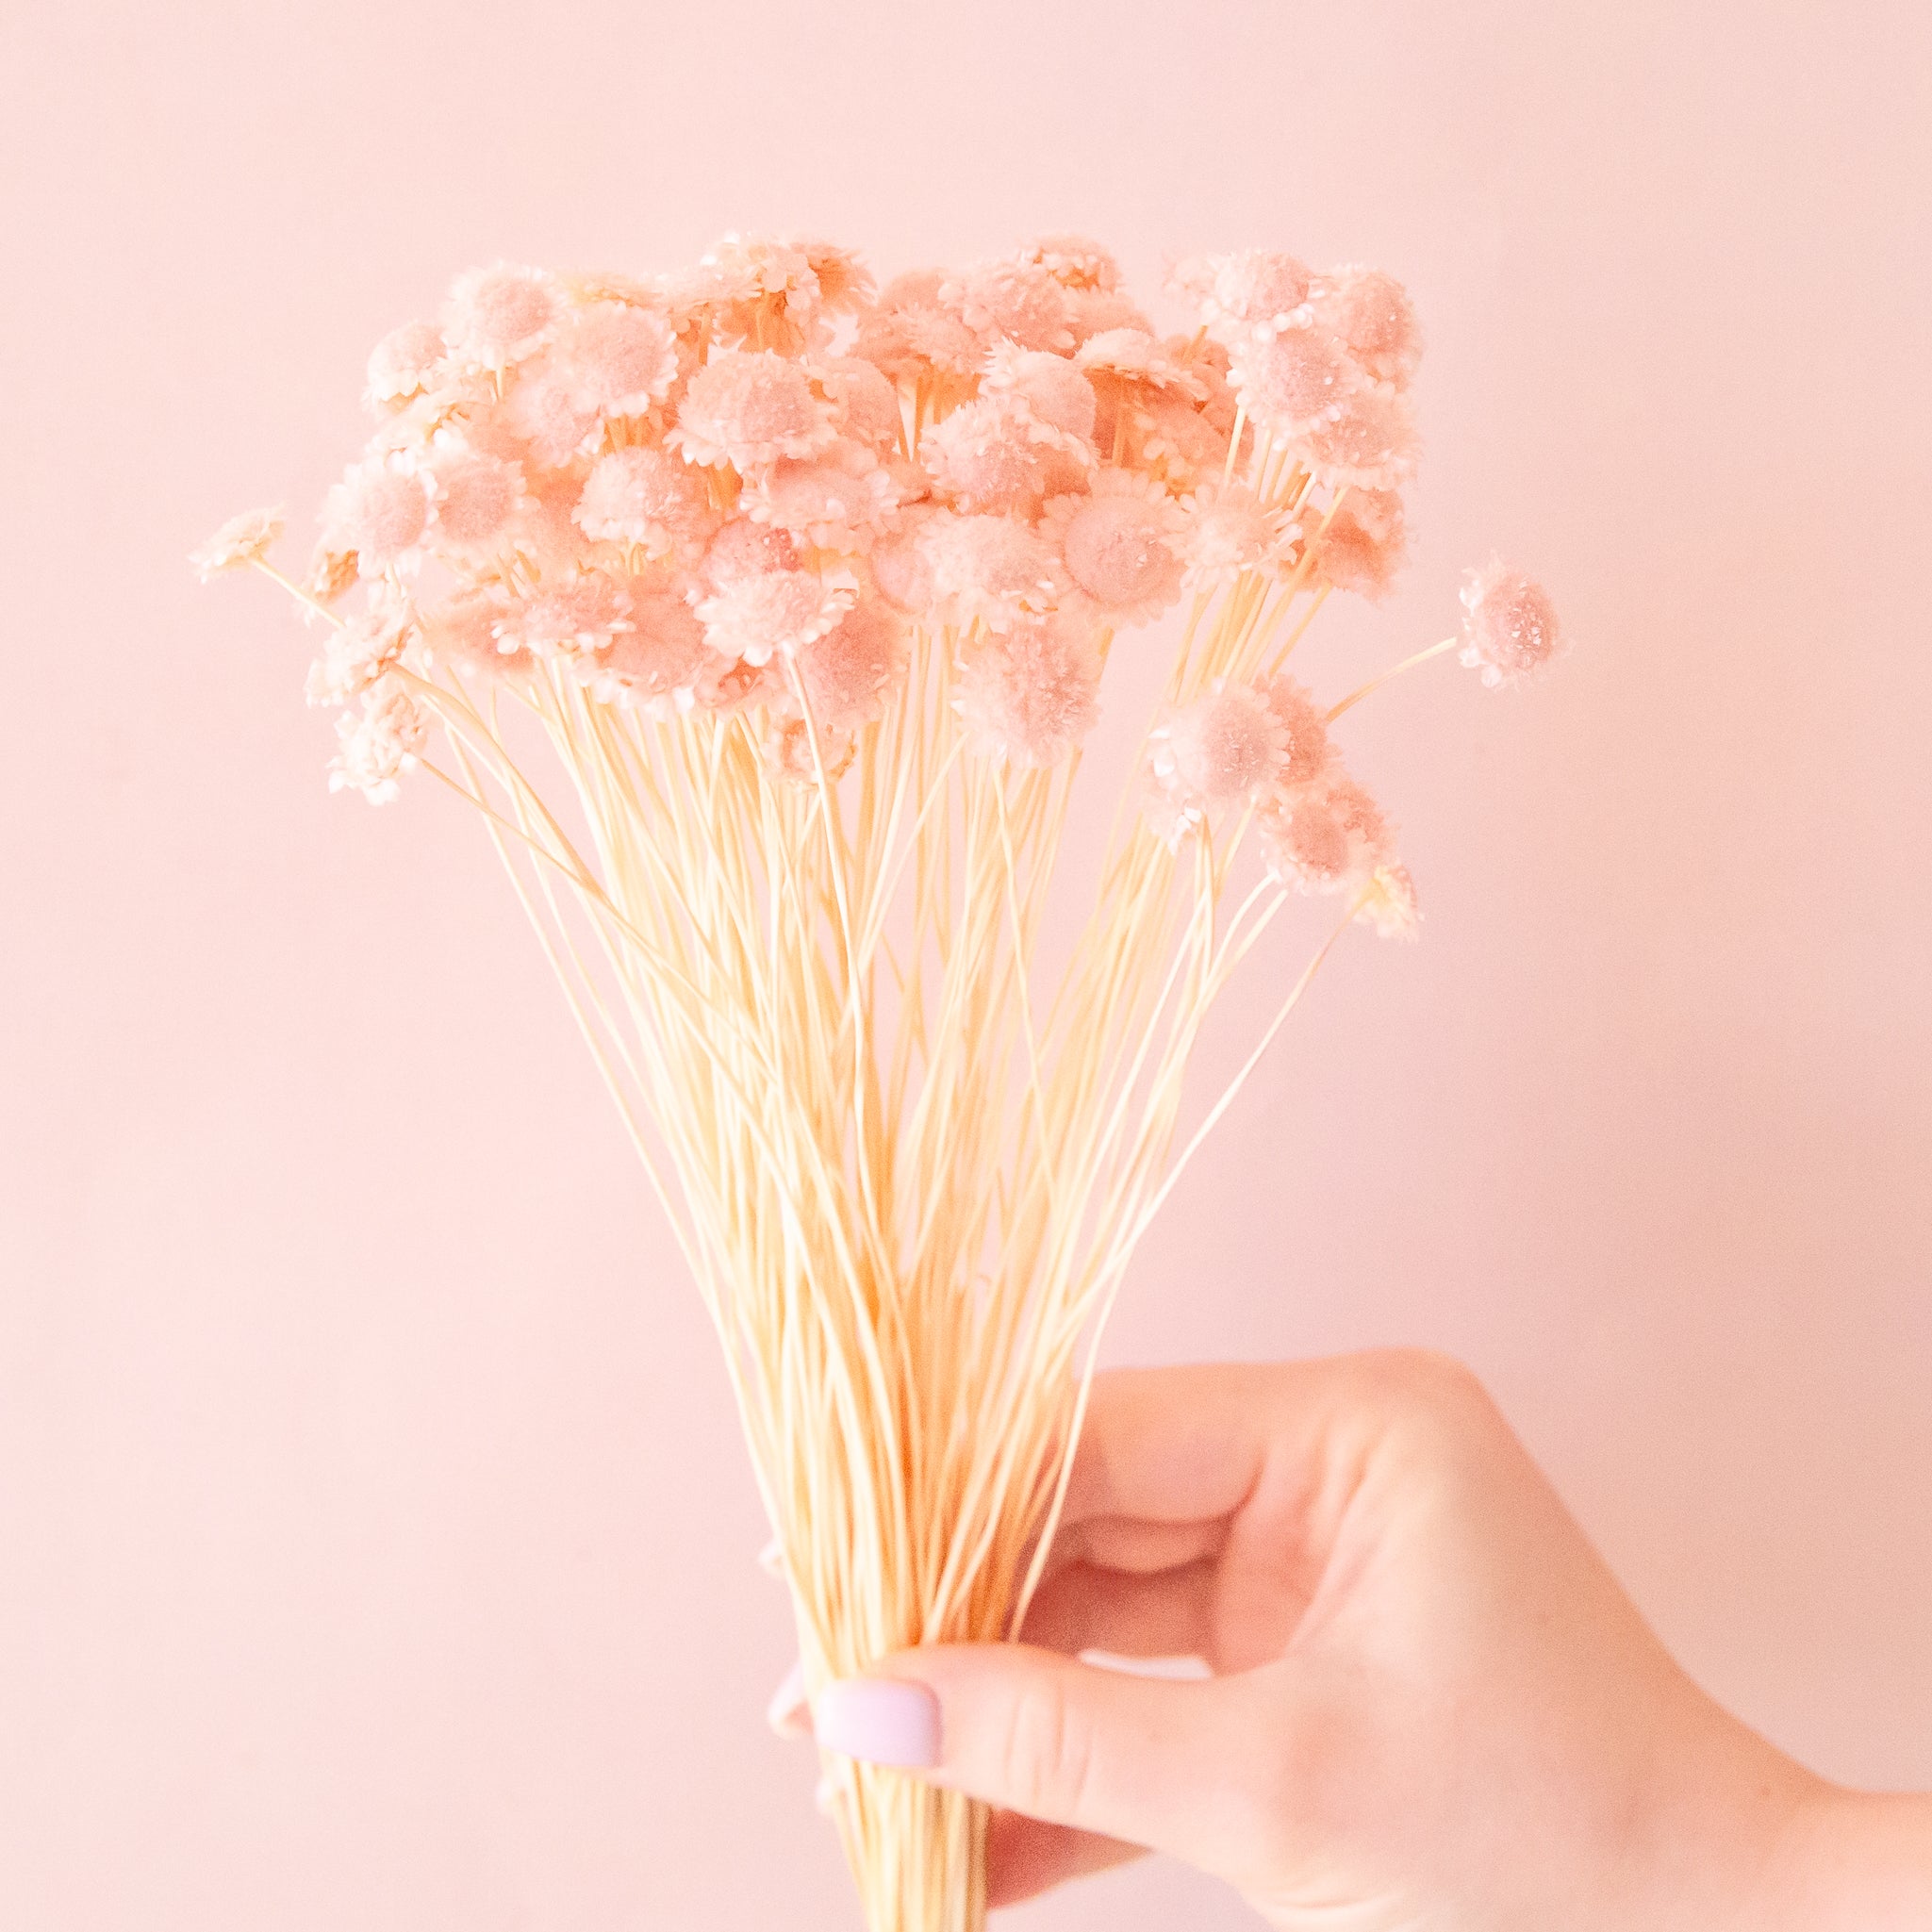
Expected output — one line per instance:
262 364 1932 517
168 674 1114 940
996 1675 1095 1824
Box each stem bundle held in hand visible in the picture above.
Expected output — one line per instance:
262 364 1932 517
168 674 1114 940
198 232 1564 1932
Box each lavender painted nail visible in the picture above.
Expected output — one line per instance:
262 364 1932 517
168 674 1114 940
814 1676 942 1769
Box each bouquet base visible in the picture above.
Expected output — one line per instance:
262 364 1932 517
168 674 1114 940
842 1769 987 1932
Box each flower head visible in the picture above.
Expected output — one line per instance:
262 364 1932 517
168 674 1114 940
927 513 1064 631
747 446 900 553
564 301 679 418
322 458 434 575
923 396 1084 515
1148 682 1289 829
695 570 851 667
328 675 428 804
190 504 284 580
1304 487 1407 600
580 586 710 713
305 603 412 706
427 445 528 558
421 592 525 676
702 514 802 587
1065 288 1155 346
1229 324 1358 435
1262 673 1333 785
442 263 560 371
938 259 1073 354
1312 267 1421 389
1172 250 1314 339
365 321 447 408
574 446 718 559
1181 481 1296 586
867 503 946 616
1459 557 1563 687
670 350 837 471
1298 383 1419 491
502 358 603 470
980 344 1099 452
1358 862 1422 939
499 571 634 657
815 356 903 453
1017 235 1121 292
794 600 908 730
1043 471 1186 624
1259 769 1394 893
955 614 1100 767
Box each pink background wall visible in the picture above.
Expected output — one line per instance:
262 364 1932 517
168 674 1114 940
3 3 1928 1927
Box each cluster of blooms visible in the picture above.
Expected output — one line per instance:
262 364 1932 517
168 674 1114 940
195 234 1561 902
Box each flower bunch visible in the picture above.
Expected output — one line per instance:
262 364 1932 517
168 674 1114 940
200 231 1563 1932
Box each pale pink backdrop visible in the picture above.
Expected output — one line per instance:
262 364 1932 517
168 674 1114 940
2 3 1928 1927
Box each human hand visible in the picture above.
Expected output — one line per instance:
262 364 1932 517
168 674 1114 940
793 1353 1931 1928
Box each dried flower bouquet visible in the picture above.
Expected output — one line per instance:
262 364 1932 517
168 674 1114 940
198 231 1561 1932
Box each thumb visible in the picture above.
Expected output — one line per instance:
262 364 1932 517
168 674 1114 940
814 1644 1266 1872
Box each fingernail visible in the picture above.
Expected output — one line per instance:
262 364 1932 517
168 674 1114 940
813 1676 941 1769
766 1659 810 1738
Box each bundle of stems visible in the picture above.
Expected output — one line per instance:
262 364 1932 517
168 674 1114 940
199 234 1560 1931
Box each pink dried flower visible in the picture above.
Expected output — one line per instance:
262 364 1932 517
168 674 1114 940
305 603 412 706
698 234 832 349
1459 557 1563 687
794 600 908 730
328 674 428 804
1065 288 1155 346
954 615 1100 767
1298 383 1418 490
442 263 560 371
565 301 679 417
365 321 447 407
1311 267 1421 389
702 515 802 587
1172 250 1314 339
190 504 284 580
867 503 946 616
1305 487 1407 600
695 570 852 667
1230 325 1359 435
499 571 634 657
323 457 434 576
922 396 1083 516
581 587 710 713
1017 236 1121 292
670 351 836 471
1181 481 1295 585
980 344 1099 451
1262 674 1333 784
791 238 874 312
1044 472 1186 624
1075 328 1208 401
852 283 984 386
815 356 903 453
427 445 527 557
1154 682 1290 811
927 513 1064 631
1260 769 1394 894
421 592 525 676
1135 393 1230 489
503 359 603 470
747 447 900 553
574 447 718 559
1358 862 1422 939
939 259 1073 354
